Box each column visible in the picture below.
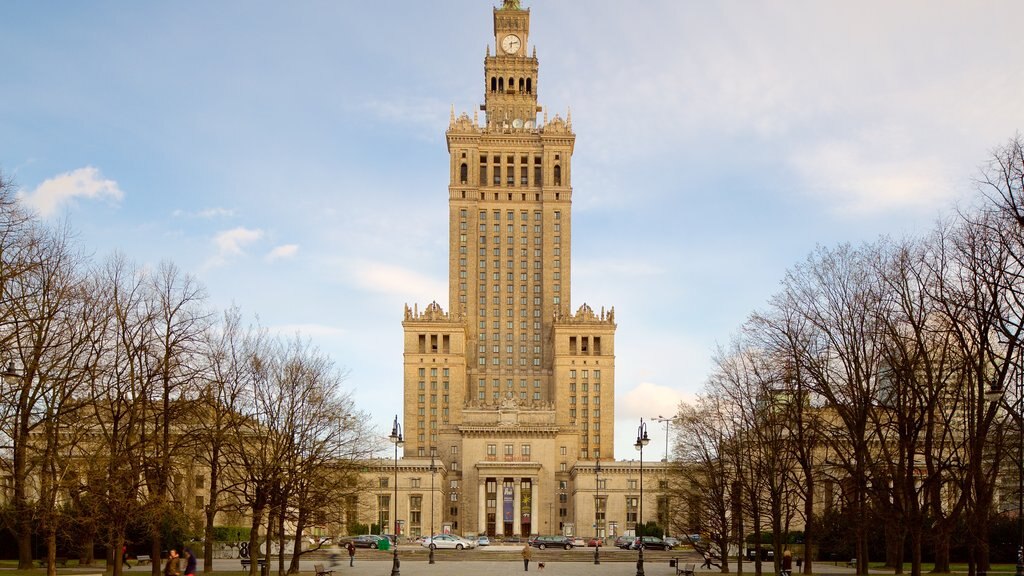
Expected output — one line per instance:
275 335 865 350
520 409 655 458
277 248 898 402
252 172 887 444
513 480 522 537
531 483 539 536
496 481 506 538
479 481 487 535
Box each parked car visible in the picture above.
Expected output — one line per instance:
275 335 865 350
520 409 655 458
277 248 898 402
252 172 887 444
531 535 574 550
421 534 476 550
630 536 674 550
343 535 384 549
615 536 634 549
572 537 586 547
663 537 681 548
587 537 603 547
477 536 491 547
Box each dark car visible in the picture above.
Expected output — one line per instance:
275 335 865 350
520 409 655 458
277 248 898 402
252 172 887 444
530 535 573 550
630 536 673 550
615 535 634 549
344 535 384 549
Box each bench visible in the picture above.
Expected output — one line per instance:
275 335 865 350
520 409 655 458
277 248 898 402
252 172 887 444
314 564 334 576
240 558 267 570
40 557 69 568
137 555 152 565
847 558 857 569
669 559 695 576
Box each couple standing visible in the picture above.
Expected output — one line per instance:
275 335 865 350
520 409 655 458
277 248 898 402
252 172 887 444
164 548 196 576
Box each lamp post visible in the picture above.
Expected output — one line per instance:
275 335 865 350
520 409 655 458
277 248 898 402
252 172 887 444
1017 364 1023 576
389 416 403 576
654 414 681 540
635 419 650 576
653 414 680 462
594 458 602 565
995 364 1024 576
429 448 436 565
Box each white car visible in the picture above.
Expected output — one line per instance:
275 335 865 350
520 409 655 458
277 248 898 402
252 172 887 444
421 534 476 550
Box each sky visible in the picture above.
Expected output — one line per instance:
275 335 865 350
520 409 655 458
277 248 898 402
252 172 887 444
2 0 1023 460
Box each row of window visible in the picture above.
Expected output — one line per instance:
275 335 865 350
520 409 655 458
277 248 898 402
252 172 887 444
480 356 542 366
480 320 543 330
568 369 600 380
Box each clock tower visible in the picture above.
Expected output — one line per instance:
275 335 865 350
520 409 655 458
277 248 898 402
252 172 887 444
402 0 617 539
485 2 538 131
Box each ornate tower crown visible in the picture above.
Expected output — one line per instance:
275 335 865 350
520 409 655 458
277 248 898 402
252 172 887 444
485 1 538 132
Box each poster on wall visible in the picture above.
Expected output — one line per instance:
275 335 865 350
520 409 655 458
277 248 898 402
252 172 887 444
503 485 514 523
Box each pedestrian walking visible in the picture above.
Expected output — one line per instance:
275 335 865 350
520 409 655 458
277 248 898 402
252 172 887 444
702 551 713 569
782 550 793 576
164 549 180 576
346 541 356 567
122 545 131 569
522 543 533 572
183 548 196 576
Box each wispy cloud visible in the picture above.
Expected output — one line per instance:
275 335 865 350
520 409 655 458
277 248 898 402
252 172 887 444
790 135 955 216
270 323 346 338
206 227 263 268
265 244 299 262
173 207 235 219
20 166 123 217
350 260 447 300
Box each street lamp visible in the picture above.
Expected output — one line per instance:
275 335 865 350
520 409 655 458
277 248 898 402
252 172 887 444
635 419 650 576
594 459 602 565
653 414 680 462
429 448 436 565
654 414 681 540
389 415 403 576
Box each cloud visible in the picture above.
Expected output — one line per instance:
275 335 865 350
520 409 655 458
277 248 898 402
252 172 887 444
205 227 263 268
350 260 447 299
20 166 124 217
789 134 956 216
173 207 235 219
269 323 345 338
265 244 299 262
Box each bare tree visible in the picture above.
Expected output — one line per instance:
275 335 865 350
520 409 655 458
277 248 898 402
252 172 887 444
676 392 738 572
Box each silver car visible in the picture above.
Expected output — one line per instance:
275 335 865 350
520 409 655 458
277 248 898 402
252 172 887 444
421 534 476 550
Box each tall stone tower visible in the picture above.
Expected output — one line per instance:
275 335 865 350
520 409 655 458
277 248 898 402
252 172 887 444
402 0 616 538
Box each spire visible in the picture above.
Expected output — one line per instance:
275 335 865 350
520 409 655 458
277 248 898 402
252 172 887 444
449 104 455 128
567 107 572 129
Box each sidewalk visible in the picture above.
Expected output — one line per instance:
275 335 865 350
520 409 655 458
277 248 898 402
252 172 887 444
118 554 863 576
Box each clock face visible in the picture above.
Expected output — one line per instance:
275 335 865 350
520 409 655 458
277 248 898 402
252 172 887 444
501 34 521 54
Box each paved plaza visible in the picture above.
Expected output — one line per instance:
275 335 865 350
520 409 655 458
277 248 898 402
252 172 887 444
114 547 862 576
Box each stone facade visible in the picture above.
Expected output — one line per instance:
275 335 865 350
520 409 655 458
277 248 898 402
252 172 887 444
399 2 619 538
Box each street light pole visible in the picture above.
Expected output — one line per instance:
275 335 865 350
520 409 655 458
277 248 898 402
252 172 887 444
595 459 602 565
654 414 679 462
389 416 403 576
635 419 650 576
430 448 436 565
1017 366 1023 576
654 414 680 539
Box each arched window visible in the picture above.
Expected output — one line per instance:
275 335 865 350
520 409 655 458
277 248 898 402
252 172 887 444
508 77 514 92
460 163 468 184
498 77 504 92
554 165 562 186
526 78 532 94
518 77 525 93
491 77 497 93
